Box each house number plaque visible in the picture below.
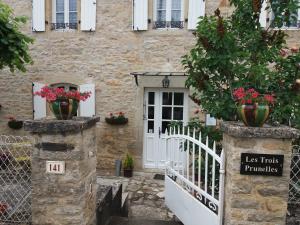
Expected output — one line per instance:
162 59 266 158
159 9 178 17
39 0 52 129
46 161 65 174
240 153 284 176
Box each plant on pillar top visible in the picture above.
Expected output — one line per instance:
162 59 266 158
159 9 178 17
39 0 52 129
34 86 91 120
233 87 275 127
182 0 300 128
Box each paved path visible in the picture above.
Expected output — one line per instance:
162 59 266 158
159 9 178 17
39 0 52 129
97 172 175 221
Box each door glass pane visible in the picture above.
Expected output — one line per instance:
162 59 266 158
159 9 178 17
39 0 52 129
162 107 172 119
174 93 184 105
173 107 183 120
148 121 154 133
56 13 65 24
162 92 172 105
148 106 154 119
56 0 64 11
162 121 170 133
148 92 155 105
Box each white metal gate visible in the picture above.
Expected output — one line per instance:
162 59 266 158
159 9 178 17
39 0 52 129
164 127 225 225
0 135 32 224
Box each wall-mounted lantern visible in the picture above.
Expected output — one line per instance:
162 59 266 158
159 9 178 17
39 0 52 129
162 75 170 88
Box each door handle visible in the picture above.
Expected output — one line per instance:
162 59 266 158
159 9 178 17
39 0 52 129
159 127 161 139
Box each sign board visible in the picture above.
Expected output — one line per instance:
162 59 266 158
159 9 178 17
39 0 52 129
46 161 65 174
205 114 217 126
240 153 284 176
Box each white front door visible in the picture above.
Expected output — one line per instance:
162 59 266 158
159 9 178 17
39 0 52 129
143 88 189 169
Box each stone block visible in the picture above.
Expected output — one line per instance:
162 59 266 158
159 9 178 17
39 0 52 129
26 117 99 225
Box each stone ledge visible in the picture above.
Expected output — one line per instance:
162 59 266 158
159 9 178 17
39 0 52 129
24 116 100 134
221 121 300 139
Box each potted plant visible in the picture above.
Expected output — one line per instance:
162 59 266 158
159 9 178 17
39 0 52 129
233 88 275 127
123 153 134 178
105 112 128 125
34 86 91 120
7 116 23 129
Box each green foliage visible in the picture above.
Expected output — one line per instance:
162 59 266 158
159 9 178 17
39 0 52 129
123 153 134 169
183 0 300 128
0 1 33 72
169 117 223 148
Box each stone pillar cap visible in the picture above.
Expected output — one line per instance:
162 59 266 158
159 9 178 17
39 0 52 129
221 121 300 139
24 116 100 134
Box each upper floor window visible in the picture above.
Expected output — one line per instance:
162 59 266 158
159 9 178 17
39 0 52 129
267 1 300 29
153 0 184 29
52 0 78 30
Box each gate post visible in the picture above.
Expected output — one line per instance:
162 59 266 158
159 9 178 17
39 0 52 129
221 122 299 225
24 117 100 225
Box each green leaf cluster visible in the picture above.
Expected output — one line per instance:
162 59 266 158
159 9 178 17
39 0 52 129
0 1 33 72
123 153 134 169
183 0 300 128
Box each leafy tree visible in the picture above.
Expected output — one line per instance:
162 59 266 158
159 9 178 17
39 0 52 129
183 0 300 128
0 1 33 72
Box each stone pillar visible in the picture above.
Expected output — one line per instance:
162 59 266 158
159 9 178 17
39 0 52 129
221 122 300 225
24 117 100 225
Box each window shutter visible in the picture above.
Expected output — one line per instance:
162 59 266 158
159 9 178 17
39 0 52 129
133 0 148 31
79 84 96 117
188 0 205 30
32 82 47 120
32 0 45 31
259 0 268 28
81 0 97 31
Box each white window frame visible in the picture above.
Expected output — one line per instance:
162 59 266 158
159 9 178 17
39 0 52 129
153 0 184 29
52 0 78 30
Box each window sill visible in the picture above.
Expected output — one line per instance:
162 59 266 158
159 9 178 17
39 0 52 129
51 29 78 32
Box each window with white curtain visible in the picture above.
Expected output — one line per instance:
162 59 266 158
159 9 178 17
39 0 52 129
154 0 184 29
52 0 78 30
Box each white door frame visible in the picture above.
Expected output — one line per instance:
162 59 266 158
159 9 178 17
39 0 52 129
143 88 189 169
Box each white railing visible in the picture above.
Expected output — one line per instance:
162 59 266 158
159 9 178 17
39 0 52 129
164 127 225 225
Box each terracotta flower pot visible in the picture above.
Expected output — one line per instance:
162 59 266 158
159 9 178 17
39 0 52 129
237 104 270 127
50 98 79 120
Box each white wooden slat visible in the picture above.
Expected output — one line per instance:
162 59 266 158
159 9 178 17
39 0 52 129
198 132 201 188
133 0 148 31
79 83 96 117
192 128 195 184
205 136 209 193
188 0 206 30
259 0 268 28
212 142 216 198
32 0 45 31
81 0 97 31
187 127 190 180
32 82 46 120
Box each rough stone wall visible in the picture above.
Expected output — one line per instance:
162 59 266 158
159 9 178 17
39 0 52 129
0 0 300 171
223 133 293 225
29 122 97 225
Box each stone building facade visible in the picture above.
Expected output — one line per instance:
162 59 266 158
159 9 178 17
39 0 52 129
0 0 299 172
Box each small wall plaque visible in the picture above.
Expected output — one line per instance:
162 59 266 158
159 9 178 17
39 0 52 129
240 153 284 176
46 161 65 174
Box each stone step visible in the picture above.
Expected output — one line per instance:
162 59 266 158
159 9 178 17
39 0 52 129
108 216 182 225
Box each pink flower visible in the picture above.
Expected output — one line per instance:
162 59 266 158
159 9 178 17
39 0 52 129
291 46 299 53
264 94 275 104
